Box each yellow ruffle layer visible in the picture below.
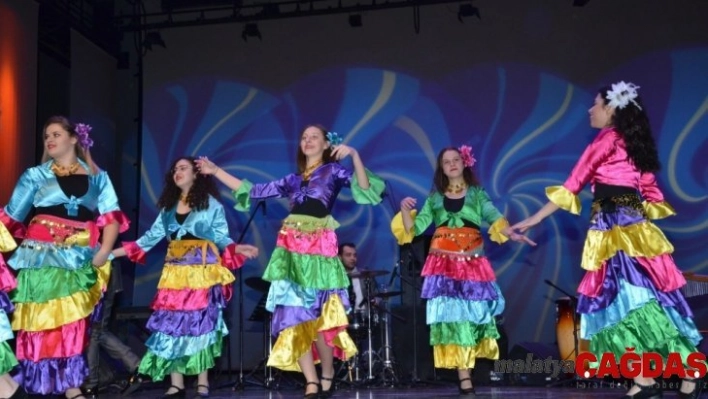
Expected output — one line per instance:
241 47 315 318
390 211 509 245
643 201 676 220
432 338 499 369
582 221 674 271
157 264 235 290
266 294 357 372
546 185 581 215
12 261 111 332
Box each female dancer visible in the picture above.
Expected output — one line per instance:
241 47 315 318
392 145 533 396
196 124 385 398
511 81 703 399
0 116 129 399
112 156 258 398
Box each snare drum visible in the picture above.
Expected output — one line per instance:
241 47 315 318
555 297 590 361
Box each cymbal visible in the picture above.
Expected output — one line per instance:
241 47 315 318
348 270 389 279
375 291 402 298
245 277 270 292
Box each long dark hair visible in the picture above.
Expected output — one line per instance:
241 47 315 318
157 156 221 211
296 124 337 174
41 115 100 174
599 86 661 173
432 147 480 194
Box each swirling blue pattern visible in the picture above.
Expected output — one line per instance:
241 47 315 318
134 48 708 350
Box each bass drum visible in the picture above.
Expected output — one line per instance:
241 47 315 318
556 297 590 361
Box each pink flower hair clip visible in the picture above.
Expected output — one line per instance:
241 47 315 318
458 145 476 168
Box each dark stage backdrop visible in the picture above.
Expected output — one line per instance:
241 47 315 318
133 0 708 369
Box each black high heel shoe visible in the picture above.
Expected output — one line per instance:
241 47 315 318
320 375 334 398
620 382 662 398
458 378 476 396
678 378 704 399
161 386 185 399
303 381 320 399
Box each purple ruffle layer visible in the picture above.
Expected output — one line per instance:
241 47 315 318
147 285 225 336
19 355 87 395
421 275 499 300
0 291 14 314
271 288 350 336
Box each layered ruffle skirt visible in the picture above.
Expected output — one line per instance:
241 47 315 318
263 214 356 372
577 193 702 366
421 226 504 370
0 223 18 376
137 240 235 381
8 215 110 394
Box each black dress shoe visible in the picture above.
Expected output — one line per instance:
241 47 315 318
81 387 99 399
458 378 476 396
620 382 662 398
161 386 185 399
678 378 704 399
121 371 150 397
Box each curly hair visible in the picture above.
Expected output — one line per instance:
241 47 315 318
296 124 337 174
432 147 480 194
599 86 661 173
157 157 221 211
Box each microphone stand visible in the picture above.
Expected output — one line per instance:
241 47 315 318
217 200 265 391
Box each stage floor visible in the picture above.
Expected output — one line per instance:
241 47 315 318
94 384 700 399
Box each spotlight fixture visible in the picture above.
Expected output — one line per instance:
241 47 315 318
457 3 481 22
348 14 362 27
241 23 261 41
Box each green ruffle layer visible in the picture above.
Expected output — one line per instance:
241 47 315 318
262 247 350 290
429 320 500 347
589 300 699 367
137 336 223 380
0 341 18 374
11 263 96 303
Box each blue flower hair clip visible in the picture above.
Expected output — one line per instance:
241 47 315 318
326 131 343 146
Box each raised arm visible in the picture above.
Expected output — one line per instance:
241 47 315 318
391 195 435 245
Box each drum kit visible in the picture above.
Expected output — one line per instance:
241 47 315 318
342 269 405 387
243 268 405 389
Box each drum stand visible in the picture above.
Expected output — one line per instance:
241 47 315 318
543 280 603 388
376 296 399 387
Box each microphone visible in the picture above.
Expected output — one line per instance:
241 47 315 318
388 260 399 287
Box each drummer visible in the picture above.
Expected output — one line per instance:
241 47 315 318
338 242 366 311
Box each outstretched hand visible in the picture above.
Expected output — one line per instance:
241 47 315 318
195 156 219 175
330 144 356 161
400 197 417 212
510 215 541 234
236 244 259 259
504 227 537 247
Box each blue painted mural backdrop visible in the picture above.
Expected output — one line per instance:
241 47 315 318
135 48 708 350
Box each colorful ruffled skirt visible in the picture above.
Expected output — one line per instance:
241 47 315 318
263 214 356 372
137 240 234 381
577 191 702 366
0 224 18 377
8 215 110 394
421 226 504 370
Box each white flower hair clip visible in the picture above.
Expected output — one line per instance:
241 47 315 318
606 81 642 111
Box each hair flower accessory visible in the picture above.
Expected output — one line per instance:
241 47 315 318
75 123 94 149
458 144 476 168
606 81 642 111
326 131 343 146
